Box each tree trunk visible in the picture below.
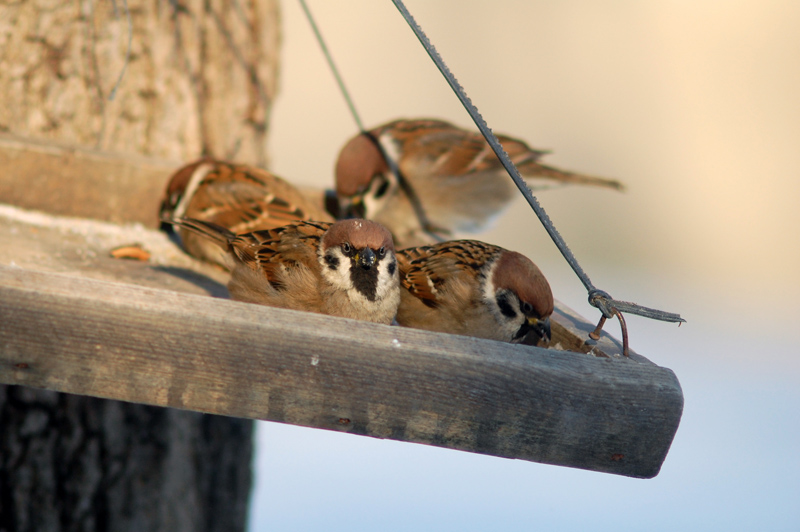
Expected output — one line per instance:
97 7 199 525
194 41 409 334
0 0 280 167
0 386 253 532
0 1 280 530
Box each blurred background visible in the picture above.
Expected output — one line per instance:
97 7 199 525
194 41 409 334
250 1 800 530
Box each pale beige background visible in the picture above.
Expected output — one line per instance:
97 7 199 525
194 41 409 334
254 2 800 530
269 0 800 358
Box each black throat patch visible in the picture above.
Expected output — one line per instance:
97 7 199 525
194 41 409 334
513 321 531 341
349 253 382 301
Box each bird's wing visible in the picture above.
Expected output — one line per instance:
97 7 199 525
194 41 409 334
386 119 545 178
230 221 332 289
183 162 332 232
398 240 499 307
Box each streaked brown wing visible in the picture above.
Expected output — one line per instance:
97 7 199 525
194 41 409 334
398 240 499 307
229 221 332 289
178 159 331 231
397 248 440 307
416 131 547 177
382 119 545 178
376 119 622 190
201 161 271 188
194 181 317 234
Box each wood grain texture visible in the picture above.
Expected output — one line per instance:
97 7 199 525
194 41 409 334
0 265 683 478
0 134 176 227
0 134 330 229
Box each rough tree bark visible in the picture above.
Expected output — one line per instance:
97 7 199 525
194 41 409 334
0 1 280 531
0 386 253 532
0 0 280 166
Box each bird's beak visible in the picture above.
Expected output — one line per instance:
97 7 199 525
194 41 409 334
356 247 376 270
528 316 551 343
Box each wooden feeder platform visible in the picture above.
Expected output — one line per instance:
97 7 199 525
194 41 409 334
0 134 683 479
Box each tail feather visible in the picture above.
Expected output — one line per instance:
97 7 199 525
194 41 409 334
517 160 625 192
161 215 235 249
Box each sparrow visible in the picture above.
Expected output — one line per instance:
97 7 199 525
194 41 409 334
160 158 332 268
334 118 624 246
165 217 400 324
395 240 553 344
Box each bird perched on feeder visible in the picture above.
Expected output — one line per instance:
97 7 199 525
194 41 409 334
165 217 401 325
395 239 553 344
160 158 332 268
334 118 624 247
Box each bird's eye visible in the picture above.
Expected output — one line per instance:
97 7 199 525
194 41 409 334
342 242 351 254
521 301 534 314
378 246 386 257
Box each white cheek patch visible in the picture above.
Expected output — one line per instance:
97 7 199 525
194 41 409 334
378 132 402 172
375 254 399 301
318 246 399 310
363 185 387 219
482 260 524 335
358 132 401 214
319 247 353 291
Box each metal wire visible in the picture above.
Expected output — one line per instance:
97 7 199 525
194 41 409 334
389 0 684 326
298 0 365 132
299 0 685 331
298 0 446 242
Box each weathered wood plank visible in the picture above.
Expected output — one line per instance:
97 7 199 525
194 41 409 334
0 265 683 478
0 135 330 230
0 203 617 356
0 134 177 228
